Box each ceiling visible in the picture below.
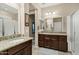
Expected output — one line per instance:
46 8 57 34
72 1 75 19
35 3 61 8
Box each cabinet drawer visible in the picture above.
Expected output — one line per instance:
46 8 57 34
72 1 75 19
59 36 67 42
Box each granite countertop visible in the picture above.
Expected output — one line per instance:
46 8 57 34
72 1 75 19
0 37 33 52
39 32 67 36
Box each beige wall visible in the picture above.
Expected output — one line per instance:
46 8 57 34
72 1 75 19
41 3 79 32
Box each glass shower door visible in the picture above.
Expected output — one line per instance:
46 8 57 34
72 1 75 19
71 10 79 55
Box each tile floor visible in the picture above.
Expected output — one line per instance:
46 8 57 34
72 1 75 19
32 46 72 55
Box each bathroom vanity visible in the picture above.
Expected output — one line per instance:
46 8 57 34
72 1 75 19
38 33 68 52
0 37 32 55
39 16 68 52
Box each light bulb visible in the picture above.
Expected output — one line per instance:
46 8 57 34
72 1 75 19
49 12 51 15
53 12 55 14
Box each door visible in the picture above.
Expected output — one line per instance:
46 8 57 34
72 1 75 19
71 10 79 54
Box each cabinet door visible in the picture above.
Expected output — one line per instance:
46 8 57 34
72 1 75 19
23 46 32 55
38 41 45 47
8 43 26 55
50 35 59 50
23 40 32 55
44 35 51 48
38 34 45 47
59 36 68 52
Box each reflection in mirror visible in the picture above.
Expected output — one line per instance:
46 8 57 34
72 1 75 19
53 17 62 32
45 18 53 32
39 17 63 33
40 20 44 30
0 3 18 37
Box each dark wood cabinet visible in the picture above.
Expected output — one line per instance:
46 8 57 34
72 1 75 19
59 36 68 52
0 40 32 55
38 34 68 52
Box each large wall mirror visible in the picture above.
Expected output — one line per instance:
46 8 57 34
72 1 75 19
0 4 18 37
39 17 63 33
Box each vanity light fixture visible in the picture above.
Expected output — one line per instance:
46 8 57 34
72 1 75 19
53 12 56 14
45 12 55 16
48 12 52 15
45 12 52 16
